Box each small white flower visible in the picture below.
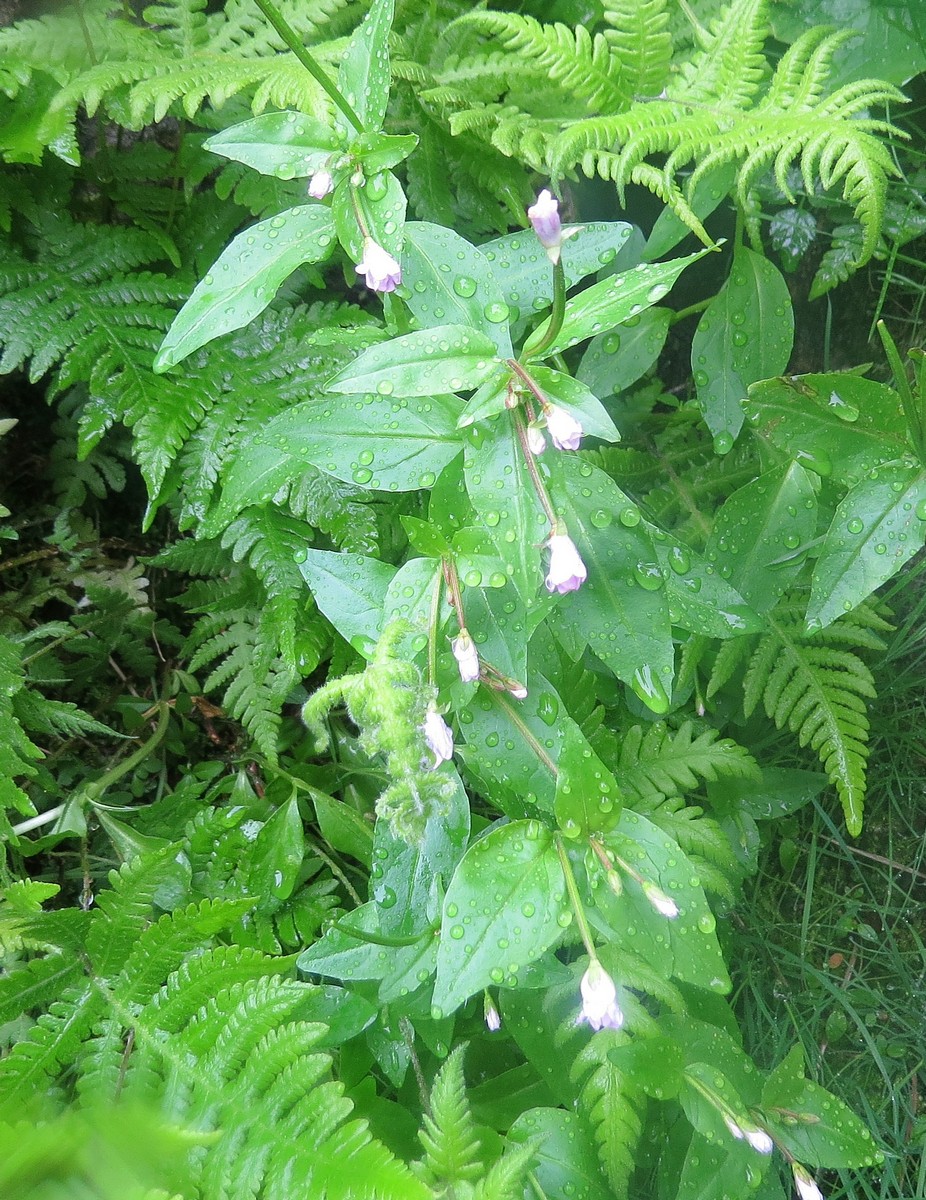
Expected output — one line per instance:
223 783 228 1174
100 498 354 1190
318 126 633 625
724 1116 745 1141
451 629 480 684
307 169 334 199
545 404 583 451
422 707 453 769
578 959 624 1032
545 531 587 594
484 996 501 1031
356 236 402 293
793 1166 824 1200
643 880 679 919
743 1125 774 1154
509 683 528 700
526 423 547 455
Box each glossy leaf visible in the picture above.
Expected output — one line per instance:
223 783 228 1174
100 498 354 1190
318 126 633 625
203 112 342 178
578 308 671 397
705 462 817 614
247 796 304 903
464 414 548 609
252 392 464 492
808 459 926 628
508 1108 613 1200
457 375 510 428
745 373 908 486
352 131 418 174
432 820 569 1016
762 1045 884 1168
524 246 712 358
554 718 622 838
154 206 336 370
402 222 513 356
336 0 394 133
692 246 794 440
296 549 396 657
460 583 528 685
332 168 406 260
482 221 633 311
327 325 501 398
547 457 674 709
310 789 374 868
650 531 763 638
527 366 621 443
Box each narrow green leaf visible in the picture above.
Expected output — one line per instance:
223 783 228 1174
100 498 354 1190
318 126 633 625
337 0 395 133
432 820 569 1016
554 719 622 838
154 206 336 370
353 131 418 174
296 549 396 657
247 796 304 902
332 167 405 260
327 325 501 398
203 112 342 178
808 459 926 629
577 308 671 397
311 789 374 867
527 366 621 443
693 246 794 440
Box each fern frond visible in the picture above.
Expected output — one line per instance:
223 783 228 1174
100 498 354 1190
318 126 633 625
86 846 181 982
454 12 630 112
418 1045 483 1186
601 0 672 99
571 1028 644 1196
616 721 759 803
0 953 83 1026
0 632 42 830
149 945 296 1034
671 0 769 108
0 985 102 1109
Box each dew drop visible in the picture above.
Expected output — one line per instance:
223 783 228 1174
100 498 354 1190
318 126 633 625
483 301 510 323
453 276 477 298
713 432 734 456
847 517 864 534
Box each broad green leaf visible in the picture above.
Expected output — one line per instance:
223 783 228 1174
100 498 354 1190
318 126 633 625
377 934 438 1003
692 246 794 440
371 773 470 937
429 457 473 540
524 246 712 359
403 223 513 356
457 375 510 428
298 902 406 981
464 414 548 609
399 515 451 558
705 462 817 614
327 325 501 398
332 167 406 261
457 681 562 819
203 112 342 178
336 0 394 133
554 718 622 838
547 458 674 709
676 1132 770 1200
460 584 528 685
451 527 508 588
593 812 731 992
708 767 828 821
664 1016 763 1102
607 1036 684 1098
384 557 443 654
577 308 671 397
762 1045 883 1168
296 549 396 657
255 392 464 491
808 460 926 628
745 373 908 486
154 206 336 370
508 1109 613 1200
682 1062 752 1145
352 131 418 174
247 796 304 903
296 984 378 1048
311 789 374 868
431 820 569 1016
649 531 763 638
481 222 633 311
527 366 621 443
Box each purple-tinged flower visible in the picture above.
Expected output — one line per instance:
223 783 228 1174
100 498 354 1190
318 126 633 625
422 707 453 769
308 170 334 199
526 423 547 455
793 1166 824 1200
527 188 581 263
356 237 402 293
578 959 624 1032
643 880 679 919
484 995 501 1031
452 629 480 684
545 531 587 594
742 1125 774 1155
545 403 583 451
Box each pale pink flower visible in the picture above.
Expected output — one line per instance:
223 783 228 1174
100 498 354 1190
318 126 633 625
742 1125 774 1154
793 1166 823 1200
545 403 583 451
545 532 587 594
526 423 547 455
356 237 402 292
578 959 624 1032
527 189 581 263
422 708 453 768
452 629 480 684
307 170 334 199
643 880 679 919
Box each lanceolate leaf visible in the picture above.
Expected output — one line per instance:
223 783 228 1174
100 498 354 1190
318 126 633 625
692 246 794 441
650 532 763 638
296 549 396 657
524 246 712 358
527 366 622 443
578 308 671 397
337 0 395 134
255 392 465 492
705 462 817 614
432 820 569 1016
808 459 926 629
154 206 336 370
327 325 501 397
204 112 342 178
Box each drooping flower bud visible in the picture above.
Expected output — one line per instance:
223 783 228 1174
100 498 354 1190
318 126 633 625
356 237 402 293
422 707 453 769
544 403 583 451
508 682 528 700
724 1116 745 1141
527 188 582 264
578 958 624 1032
308 169 334 199
545 531 587 594
526 423 547 455
642 880 679 919
741 1124 774 1154
484 993 501 1031
451 629 480 683
793 1166 824 1200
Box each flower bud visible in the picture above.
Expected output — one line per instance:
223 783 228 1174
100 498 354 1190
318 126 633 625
508 682 528 700
545 531 587 594
526 423 547 455
484 994 501 1031
422 707 453 769
527 188 582 264
544 403 583 451
451 629 480 684
307 169 334 199
642 880 679 918
793 1166 824 1200
578 958 624 1032
742 1124 774 1154
356 237 402 293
